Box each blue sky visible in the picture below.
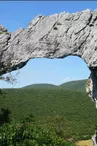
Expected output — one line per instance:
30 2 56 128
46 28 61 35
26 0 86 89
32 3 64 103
0 1 96 88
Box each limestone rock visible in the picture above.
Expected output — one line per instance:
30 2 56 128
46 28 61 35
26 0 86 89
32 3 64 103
86 77 93 99
0 9 97 103
86 74 97 109
92 131 97 146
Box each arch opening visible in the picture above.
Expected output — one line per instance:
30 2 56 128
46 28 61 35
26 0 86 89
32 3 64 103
0 56 90 88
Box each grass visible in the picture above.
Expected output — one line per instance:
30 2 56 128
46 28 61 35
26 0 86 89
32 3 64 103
76 140 92 146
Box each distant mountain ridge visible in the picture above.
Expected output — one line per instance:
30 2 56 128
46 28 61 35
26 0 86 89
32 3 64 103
60 79 86 92
23 79 87 92
24 83 57 89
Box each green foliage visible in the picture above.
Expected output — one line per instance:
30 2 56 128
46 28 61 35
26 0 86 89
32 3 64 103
0 86 96 141
0 108 11 125
0 116 76 146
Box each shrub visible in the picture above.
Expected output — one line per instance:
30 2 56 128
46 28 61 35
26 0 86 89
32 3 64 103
0 116 76 146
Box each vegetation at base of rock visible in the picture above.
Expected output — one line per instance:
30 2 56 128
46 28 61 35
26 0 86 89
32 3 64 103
0 116 76 146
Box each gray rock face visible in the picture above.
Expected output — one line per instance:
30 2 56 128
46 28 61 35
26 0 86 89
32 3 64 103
92 131 97 146
0 9 97 102
86 77 93 98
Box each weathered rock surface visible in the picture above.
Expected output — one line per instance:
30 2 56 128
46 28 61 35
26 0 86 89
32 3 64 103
0 9 97 102
92 131 97 146
86 77 93 98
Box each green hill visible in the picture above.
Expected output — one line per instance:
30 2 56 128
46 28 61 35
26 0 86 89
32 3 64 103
59 79 86 92
23 79 87 92
24 83 57 89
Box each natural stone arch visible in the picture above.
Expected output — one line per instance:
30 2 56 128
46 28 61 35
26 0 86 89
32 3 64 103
0 9 97 107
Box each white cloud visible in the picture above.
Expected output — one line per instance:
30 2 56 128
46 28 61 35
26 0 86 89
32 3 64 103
63 77 79 83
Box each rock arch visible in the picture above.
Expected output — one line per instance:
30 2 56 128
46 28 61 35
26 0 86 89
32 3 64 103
0 9 97 106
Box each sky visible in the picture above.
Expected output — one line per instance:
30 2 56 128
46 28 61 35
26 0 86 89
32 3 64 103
0 1 97 88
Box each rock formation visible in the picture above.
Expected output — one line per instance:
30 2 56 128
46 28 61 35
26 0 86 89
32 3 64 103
92 130 97 146
0 9 97 103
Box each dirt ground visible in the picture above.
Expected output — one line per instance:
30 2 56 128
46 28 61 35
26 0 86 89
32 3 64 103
76 140 93 146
